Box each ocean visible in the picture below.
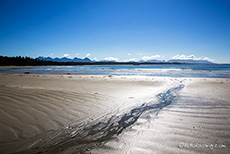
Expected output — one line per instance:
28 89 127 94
1 64 230 78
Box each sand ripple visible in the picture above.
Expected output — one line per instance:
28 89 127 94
0 84 184 153
0 86 114 144
91 86 230 154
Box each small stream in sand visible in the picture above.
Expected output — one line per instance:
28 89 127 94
0 84 184 154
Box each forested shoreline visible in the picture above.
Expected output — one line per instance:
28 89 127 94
0 56 185 66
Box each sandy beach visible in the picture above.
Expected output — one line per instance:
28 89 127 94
0 73 229 153
92 78 230 154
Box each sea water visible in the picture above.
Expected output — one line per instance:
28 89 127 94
1 64 230 78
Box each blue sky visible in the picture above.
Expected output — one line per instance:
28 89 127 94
0 0 229 63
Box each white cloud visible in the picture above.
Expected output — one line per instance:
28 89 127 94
171 54 214 61
127 58 138 62
63 54 70 58
86 53 91 57
127 53 131 56
142 55 161 61
172 54 200 60
104 57 119 61
204 57 214 62
93 57 97 61
122 58 138 62
75 53 79 56
139 53 143 56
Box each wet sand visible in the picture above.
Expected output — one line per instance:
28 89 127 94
0 74 229 153
0 74 169 143
91 78 230 154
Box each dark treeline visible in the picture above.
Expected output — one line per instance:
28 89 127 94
0 56 182 66
0 56 56 66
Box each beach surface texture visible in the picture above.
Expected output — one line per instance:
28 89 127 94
0 73 229 153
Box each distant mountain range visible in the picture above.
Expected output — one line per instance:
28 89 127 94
37 56 214 64
167 59 213 64
37 56 92 63
138 60 166 63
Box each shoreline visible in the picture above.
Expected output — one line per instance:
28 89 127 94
1 64 230 79
0 74 229 153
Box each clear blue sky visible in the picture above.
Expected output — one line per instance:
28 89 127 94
0 0 229 63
